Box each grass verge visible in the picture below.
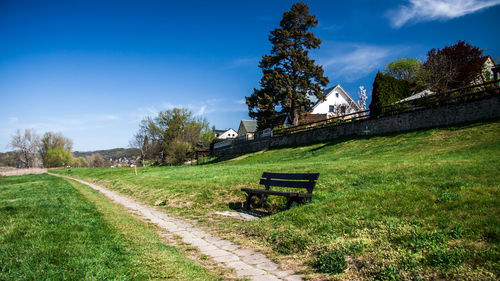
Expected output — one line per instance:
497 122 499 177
0 173 219 280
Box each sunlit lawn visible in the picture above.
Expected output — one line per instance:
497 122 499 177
0 174 219 280
54 121 500 280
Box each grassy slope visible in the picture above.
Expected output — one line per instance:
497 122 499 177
0 174 218 280
54 121 500 280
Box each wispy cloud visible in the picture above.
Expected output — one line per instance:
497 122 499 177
234 99 246 105
321 43 407 82
99 114 119 121
135 98 247 121
387 0 500 28
224 57 259 70
319 23 343 31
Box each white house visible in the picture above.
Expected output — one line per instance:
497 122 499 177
311 84 360 117
215 128 237 139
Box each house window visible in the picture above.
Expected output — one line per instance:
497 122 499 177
329 105 334 112
336 93 339 98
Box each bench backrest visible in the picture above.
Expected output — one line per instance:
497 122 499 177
260 172 320 194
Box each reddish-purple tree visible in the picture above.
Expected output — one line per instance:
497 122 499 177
422 40 486 92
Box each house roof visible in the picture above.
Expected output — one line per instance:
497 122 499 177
271 114 291 129
215 128 235 135
240 120 258 133
302 113 327 123
312 84 361 111
215 129 227 135
398 89 435 103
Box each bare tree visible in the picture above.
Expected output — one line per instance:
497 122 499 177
86 153 104 167
357 86 368 111
9 129 41 168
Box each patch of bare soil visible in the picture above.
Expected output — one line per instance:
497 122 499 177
0 167 48 177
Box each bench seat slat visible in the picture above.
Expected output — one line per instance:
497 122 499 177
259 179 315 189
241 188 312 198
262 172 319 181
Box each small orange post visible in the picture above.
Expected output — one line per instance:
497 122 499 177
134 165 137 176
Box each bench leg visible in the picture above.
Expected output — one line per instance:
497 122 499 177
244 194 253 210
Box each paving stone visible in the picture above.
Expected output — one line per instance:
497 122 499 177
235 268 267 277
205 236 223 244
202 249 232 258
256 262 279 271
234 248 256 257
251 275 282 281
220 243 239 251
213 254 240 263
225 261 254 271
270 270 294 278
242 253 269 265
213 240 234 247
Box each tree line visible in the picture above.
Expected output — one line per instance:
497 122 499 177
8 129 105 168
370 41 494 115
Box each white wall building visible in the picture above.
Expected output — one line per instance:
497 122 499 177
311 84 360 117
215 128 237 139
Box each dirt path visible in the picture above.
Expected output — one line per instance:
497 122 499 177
52 174 304 281
0 168 48 176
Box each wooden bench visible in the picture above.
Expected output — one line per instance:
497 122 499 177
241 172 320 210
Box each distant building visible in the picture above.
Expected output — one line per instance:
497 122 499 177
311 84 360 117
237 120 258 140
271 114 293 130
215 128 237 139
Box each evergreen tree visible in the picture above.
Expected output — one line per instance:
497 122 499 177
246 2 329 129
370 72 411 116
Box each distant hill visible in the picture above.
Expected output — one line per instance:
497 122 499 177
73 148 141 162
0 151 18 167
0 148 142 167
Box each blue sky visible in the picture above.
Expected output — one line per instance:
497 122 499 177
1 0 499 152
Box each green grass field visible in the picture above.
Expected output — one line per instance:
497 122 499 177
53 121 500 280
0 174 219 280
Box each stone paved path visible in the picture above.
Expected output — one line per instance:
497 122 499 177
54 174 304 281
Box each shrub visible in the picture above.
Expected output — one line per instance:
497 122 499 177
314 249 346 274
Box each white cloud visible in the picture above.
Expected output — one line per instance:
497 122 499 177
99 114 119 121
225 57 259 70
387 0 500 28
321 43 405 82
196 105 207 116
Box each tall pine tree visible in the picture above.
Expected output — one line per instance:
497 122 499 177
246 2 329 129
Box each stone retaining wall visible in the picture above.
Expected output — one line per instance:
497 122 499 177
213 95 500 155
